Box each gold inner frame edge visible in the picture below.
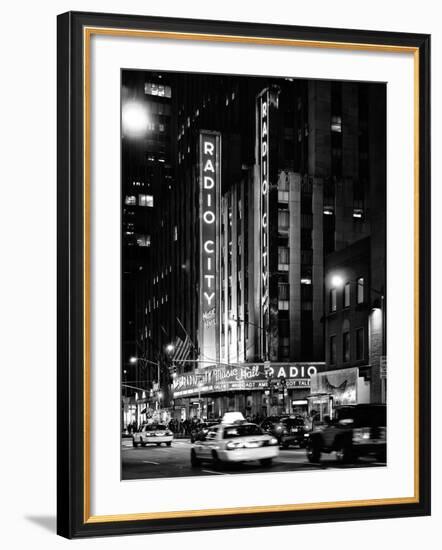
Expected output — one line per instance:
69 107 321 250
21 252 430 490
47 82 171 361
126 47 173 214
82 26 420 524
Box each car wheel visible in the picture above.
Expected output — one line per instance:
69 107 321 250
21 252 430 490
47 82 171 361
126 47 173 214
166 442 172 447
156 443 161 446
307 439 321 463
190 449 201 467
335 442 352 464
132 437 139 448
260 458 273 466
140 437 146 447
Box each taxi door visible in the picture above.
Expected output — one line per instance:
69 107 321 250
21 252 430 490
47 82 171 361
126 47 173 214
196 427 220 459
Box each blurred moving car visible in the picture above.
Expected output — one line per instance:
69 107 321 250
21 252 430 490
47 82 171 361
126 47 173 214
279 417 309 448
189 421 219 443
261 416 308 448
132 423 173 447
306 404 386 463
190 421 279 467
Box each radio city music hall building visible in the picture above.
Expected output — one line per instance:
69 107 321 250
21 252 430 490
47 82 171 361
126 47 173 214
122 71 386 421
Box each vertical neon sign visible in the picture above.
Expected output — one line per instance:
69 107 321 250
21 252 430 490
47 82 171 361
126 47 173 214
259 92 270 360
199 131 221 365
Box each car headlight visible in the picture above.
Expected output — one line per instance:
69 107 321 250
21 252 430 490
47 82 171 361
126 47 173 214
353 428 371 442
226 440 244 450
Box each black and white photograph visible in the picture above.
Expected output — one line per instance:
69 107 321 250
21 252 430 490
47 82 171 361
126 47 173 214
121 69 387 480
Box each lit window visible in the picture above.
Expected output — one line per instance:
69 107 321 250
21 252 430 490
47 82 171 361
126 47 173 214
278 209 290 232
331 115 342 133
136 235 151 247
357 277 365 304
278 300 289 311
139 194 154 207
125 195 136 205
353 208 364 219
144 82 171 98
278 190 289 202
330 288 337 312
278 246 289 271
301 278 312 285
344 282 351 308
173 226 178 241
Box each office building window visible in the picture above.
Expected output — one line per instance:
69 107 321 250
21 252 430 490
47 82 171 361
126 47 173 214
125 195 136 205
278 176 289 202
278 283 289 300
356 327 364 360
278 246 289 271
136 235 151 247
144 82 172 98
330 335 336 364
344 282 351 308
139 194 154 207
330 288 337 312
278 209 290 232
331 115 342 133
343 331 350 362
357 277 365 304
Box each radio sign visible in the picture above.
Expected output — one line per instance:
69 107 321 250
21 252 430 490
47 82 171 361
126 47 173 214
199 131 221 365
258 90 271 357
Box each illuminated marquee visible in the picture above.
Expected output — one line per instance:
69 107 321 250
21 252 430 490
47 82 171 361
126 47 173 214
172 363 325 397
199 131 221 365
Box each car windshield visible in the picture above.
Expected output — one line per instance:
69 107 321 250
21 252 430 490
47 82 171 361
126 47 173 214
336 406 386 427
223 424 263 439
152 424 167 430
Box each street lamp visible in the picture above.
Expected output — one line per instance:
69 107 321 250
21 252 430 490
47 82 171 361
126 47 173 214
165 343 175 354
122 100 150 137
330 274 344 288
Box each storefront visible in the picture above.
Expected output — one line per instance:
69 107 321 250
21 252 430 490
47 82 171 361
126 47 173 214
172 362 325 420
308 366 370 420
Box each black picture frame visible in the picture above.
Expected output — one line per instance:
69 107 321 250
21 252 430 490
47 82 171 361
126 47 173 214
57 11 431 538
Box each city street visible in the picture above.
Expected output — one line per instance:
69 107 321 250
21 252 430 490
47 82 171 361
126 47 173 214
121 438 386 479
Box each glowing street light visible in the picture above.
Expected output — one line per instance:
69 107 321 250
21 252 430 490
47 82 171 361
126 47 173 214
129 356 137 364
122 100 150 137
331 274 344 288
165 343 175 354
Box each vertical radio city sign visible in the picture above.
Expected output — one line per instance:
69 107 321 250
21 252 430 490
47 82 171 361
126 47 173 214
199 131 221 365
258 90 270 358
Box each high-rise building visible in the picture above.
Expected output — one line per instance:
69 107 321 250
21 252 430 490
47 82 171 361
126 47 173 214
122 71 386 422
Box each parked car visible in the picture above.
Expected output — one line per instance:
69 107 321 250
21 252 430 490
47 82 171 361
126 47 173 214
132 423 173 447
306 404 386 463
190 421 279 467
